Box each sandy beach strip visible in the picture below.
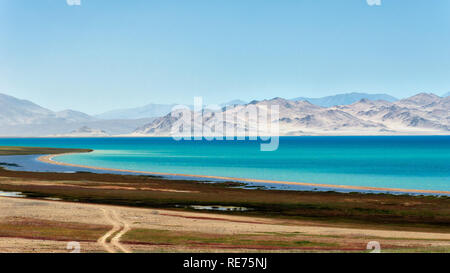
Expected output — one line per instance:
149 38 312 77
37 153 450 196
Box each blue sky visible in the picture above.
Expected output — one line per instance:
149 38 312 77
0 0 449 114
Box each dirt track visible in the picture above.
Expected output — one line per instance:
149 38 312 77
0 196 449 253
107 208 132 253
97 208 126 253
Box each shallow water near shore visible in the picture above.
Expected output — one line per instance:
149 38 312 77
0 191 26 198
0 136 449 193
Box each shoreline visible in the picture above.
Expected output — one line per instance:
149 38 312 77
38 153 450 196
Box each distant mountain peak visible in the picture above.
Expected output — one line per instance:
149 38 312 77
398 93 441 107
47 126 110 137
71 126 106 134
409 92 440 98
359 98 369 103
220 99 247 107
265 97 290 104
55 109 95 122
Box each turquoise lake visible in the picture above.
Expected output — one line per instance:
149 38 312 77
0 136 449 192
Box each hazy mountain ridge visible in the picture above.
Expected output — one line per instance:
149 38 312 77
291 92 398 107
55 109 96 123
0 93 55 125
95 103 177 120
0 118 156 137
50 126 110 137
96 100 248 120
220 100 247 107
0 93 154 136
134 93 449 136
0 93 95 125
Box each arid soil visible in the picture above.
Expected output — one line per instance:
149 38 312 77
0 197 449 253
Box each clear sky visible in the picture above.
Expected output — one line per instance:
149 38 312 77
0 0 449 114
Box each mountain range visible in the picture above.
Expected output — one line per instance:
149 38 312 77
0 93 154 136
95 93 398 120
134 93 449 136
0 93 95 125
0 92 448 136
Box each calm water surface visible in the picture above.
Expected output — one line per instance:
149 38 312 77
0 136 449 191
